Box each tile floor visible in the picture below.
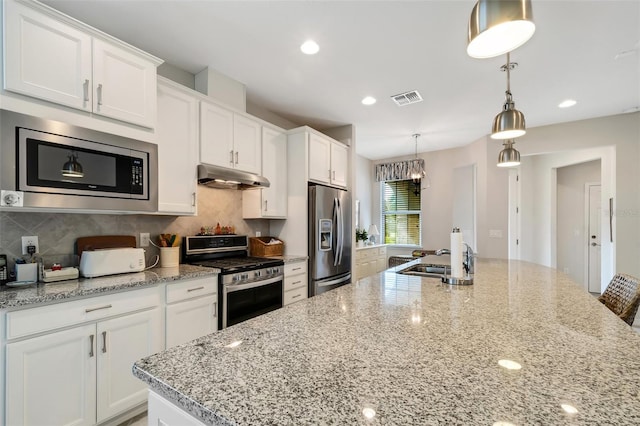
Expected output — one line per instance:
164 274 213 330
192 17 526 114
117 411 147 426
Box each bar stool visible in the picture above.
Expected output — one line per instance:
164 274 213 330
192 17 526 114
598 273 640 326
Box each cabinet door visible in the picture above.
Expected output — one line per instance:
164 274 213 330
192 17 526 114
4 0 92 110
330 142 349 188
261 127 288 217
200 101 234 168
308 134 331 184
233 114 262 174
92 38 157 128
157 81 198 214
96 308 162 422
6 324 97 426
166 296 217 349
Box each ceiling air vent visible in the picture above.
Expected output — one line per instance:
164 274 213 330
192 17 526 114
391 90 423 106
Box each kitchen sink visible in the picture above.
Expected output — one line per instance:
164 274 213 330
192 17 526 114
397 263 451 278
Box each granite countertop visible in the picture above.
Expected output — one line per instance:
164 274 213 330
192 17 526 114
133 259 640 425
0 264 219 309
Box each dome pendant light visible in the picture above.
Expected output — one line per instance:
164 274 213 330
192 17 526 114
497 139 521 167
61 152 84 178
491 52 526 140
467 0 535 59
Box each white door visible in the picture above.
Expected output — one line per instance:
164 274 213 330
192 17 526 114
308 134 331 184
4 0 92 110
157 81 198 214
92 38 157 128
330 142 349 188
233 115 262 174
588 184 602 293
261 127 288 217
200 101 234 168
6 324 97 426
166 296 218 348
96 308 162 422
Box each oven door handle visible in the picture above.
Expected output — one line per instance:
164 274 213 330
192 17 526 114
224 275 283 293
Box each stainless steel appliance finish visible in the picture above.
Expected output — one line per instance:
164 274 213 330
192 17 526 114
0 110 158 212
182 235 284 329
308 185 352 297
197 164 270 190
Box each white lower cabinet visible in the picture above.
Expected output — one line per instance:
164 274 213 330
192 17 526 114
5 287 162 426
355 246 387 280
148 391 205 426
283 260 308 306
165 277 217 349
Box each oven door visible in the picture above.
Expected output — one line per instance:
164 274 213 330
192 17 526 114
222 276 283 329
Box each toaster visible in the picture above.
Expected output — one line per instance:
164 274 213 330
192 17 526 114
80 248 146 278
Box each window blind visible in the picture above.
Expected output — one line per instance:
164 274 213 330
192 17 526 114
382 180 421 245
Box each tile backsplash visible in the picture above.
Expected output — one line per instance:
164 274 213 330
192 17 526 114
0 186 269 275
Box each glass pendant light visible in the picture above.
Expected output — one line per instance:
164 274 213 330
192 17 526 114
410 134 427 195
497 139 521 167
61 152 84 178
467 0 535 59
491 52 526 139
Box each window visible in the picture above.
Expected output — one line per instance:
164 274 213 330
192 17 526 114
381 180 421 245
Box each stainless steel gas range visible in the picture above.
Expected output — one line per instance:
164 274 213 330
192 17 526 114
182 235 284 329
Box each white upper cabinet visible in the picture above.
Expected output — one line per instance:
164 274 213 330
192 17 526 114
156 78 198 215
200 101 261 174
200 101 234 169
308 132 348 188
3 0 161 128
243 126 287 218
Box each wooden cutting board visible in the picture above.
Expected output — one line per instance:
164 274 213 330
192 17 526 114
75 235 137 257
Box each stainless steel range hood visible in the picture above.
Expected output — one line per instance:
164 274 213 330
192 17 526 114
197 164 270 189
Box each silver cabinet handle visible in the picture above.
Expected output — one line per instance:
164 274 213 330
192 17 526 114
97 83 103 106
192 192 196 207
292 267 302 271
89 334 95 357
83 79 89 102
101 331 107 353
235 151 239 164
328 169 331 179
333 170 336 180
264 200 268 212
292 294 301 299
187 286 205 292
229 150 234 164
292 280 302 285
213 302 217 318
85 304 112 313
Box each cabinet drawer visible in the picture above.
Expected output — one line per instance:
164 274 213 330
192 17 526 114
284 286 307 306
166 276 217 304
378 246 387 256
6 286 161 340
284 274 307 292
284 261 307 277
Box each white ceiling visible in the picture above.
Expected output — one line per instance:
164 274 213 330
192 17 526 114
41 0 640 160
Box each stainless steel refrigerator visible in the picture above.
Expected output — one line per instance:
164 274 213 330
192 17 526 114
308 185 352 297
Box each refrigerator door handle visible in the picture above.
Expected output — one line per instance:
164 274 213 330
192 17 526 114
333 197 339 266
337 197 344 265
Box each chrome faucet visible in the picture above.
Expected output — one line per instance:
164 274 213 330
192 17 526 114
435 245 475 274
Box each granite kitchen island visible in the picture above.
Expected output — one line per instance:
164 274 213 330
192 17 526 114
133 259 640 425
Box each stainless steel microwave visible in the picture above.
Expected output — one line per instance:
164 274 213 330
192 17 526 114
0 110 158 212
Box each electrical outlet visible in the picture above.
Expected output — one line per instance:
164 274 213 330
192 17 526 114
140 232 150 247
255 231 261 237
21 236 39 255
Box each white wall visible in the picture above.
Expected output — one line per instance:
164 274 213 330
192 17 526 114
357 112 639 278
355 154 373 231
556 160 601 286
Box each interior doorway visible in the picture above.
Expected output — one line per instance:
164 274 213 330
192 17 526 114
586 183 602 293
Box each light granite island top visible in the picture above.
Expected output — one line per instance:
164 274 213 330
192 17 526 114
133 259 640 425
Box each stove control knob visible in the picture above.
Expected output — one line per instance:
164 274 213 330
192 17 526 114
232 275 240 283
254 270 262 278
242 273 249 281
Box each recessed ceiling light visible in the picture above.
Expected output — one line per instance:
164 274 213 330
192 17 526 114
300 40 319 55
558 99 577 108
362 96 376 105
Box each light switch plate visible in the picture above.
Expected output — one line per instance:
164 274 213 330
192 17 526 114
140 233 150 247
